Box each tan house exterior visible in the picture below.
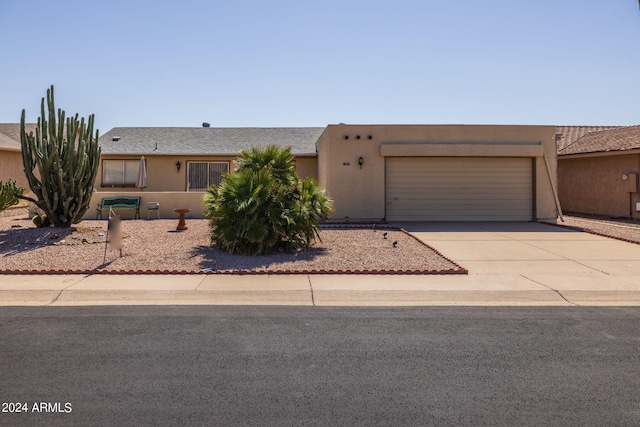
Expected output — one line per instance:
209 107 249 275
317 124 559 221
557 125 640 219
85 127 322 219
0 123 36 190
1 123 561 222
0 124 37 214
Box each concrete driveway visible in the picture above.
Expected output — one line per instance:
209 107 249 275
394 221 640 306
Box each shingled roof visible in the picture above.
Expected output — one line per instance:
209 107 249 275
558 125 640 156
99 127 325 156
0 123 36 151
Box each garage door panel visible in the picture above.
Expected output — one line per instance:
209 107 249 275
386 157 533 221
390 198 532 207
388 182 532 190
395 209 531 217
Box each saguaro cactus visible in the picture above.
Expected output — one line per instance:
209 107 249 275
19 85 101 227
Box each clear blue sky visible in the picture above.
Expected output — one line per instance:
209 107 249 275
1 0 639 133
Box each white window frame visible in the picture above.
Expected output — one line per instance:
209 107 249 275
187 161 229 192
102 159 141 187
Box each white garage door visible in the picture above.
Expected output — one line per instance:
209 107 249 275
386 157 533 221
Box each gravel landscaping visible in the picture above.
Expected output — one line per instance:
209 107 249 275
0 214 464 274
2 210 639 275
557 213 640 244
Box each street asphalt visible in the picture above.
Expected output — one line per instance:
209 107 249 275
1 306 639 426
2 222 639 425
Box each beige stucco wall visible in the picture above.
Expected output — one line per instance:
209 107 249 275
0 149 28 189
317 124 559 221
0 148 32 210
84 155 320 221
97 154 318 193
82 191 208 220
293 156 318 180
558 152 640 219
97 155 235 192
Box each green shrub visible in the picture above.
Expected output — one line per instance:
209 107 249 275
203 145 333 255
32 214 51 228
0 179 23 213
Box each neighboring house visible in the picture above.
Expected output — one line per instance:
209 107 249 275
89 124 559 222
0 123 36 190
557 125 640 219
554 125 620 152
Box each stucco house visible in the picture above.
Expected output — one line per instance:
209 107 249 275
0 123 35 190
557 125 640 219
87 124 560 222
1 122 560 221
0 123 36 214
90 127 323 219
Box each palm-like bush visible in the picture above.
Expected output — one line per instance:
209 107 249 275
203 145 333 255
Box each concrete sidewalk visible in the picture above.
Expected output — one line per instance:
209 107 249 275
1 222 639 306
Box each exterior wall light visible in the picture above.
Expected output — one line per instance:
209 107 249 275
176 161 181 172
358 156 364 169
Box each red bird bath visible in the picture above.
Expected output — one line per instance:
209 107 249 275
173 208 191 230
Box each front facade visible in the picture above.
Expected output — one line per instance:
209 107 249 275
1 123 560 222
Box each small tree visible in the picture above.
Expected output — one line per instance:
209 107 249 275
0 179 23 213
19 85 100 227
203 145 333 255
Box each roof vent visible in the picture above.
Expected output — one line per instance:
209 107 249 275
112 136 120 142
202 122 210 128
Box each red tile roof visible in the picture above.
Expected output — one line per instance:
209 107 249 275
554 125 620 152
558 125 640 156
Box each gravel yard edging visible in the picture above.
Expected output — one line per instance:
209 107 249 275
0 218 468 275
545 219 640 246
550 224 640 246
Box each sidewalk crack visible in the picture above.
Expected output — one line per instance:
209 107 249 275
194 274 208 291
47 274 92 306
550 289 579 307
307 275 316 306
521 275 580 307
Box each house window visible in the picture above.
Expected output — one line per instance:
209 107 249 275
187 161 229 191
102 160 140 186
